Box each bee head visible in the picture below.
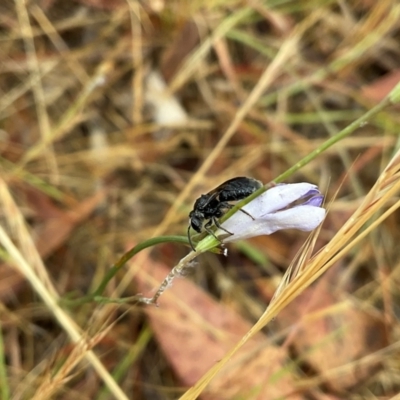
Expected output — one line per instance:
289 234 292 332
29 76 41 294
189 209 203 233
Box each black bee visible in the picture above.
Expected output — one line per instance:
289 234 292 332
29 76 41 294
188 177 263 251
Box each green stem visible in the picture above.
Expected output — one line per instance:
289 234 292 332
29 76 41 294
63 236 188 305
0 322 10 400
194 95 393 251
67 87 398 303
221 96 392 223
93 235 188 296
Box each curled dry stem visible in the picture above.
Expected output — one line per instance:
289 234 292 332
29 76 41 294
136 250 199 306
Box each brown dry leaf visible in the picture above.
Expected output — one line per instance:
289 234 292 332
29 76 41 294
250 3 294 35
310 393 343 400
0 189 105 301
160 20 200 82
209 344 301 400
251 233 291 264
135 257 303 400
75 0 126 10
276 266 387 392
362 70 400 102
0 266 27 301
33 190 105 256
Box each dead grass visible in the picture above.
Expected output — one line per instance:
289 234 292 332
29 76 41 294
1 0 400 399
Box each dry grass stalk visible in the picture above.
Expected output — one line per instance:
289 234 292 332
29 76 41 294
0 177 127 400
2 1 399 398
179 146 400 399
28 331 108 400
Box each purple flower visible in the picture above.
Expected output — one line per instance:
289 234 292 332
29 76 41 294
216 182 325 243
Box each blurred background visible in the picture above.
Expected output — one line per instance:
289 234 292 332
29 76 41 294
1 0 400 399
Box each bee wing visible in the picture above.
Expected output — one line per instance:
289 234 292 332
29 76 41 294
207 177 250 194
213 177 263 201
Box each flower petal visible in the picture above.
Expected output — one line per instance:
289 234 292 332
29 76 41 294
215 183 326 243
262 205 326 233
302 194 324 207
240 182 320 218
221 205 325 242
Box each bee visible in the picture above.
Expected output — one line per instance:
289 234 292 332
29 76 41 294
188 177 263 251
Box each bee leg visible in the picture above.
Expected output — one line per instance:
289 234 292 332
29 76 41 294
212 216 233 236
238 208 255 220
187 225 196 251
201 219 228 245
219 202 255 220
203 220 219 240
